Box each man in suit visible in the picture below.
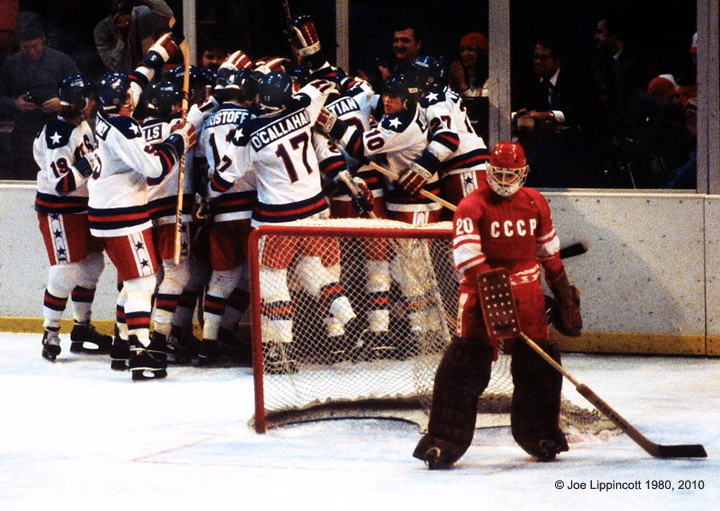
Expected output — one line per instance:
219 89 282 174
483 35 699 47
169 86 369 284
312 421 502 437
512 35 598 188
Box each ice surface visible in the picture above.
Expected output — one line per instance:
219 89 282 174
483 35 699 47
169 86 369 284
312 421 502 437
0 332 717 511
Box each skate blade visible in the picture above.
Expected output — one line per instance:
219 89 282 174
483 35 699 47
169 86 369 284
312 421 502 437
70 342 110 354
131 368 168 381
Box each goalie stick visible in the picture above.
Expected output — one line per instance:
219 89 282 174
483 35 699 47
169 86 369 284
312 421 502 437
173 39 191 265
478 268 707 459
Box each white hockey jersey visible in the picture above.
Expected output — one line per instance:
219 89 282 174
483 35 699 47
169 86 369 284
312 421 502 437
202 102 257 223
418 86 489 176
34 117 95 214
214 80 335 225
88 112 178 237
142 116 194 226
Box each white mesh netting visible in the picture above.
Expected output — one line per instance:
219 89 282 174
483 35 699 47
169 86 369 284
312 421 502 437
249 218 615 436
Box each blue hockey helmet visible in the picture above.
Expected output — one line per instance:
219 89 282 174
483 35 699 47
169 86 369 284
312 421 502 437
58 74 93 110
95 71 131 113
257 71 294 110
147 80 181 117
410 55 446 91
381 72 421 103
223 69 258 103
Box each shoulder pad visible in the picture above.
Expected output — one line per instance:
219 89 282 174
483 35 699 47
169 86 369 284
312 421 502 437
44 119 75 149
380 108 415 132
229 124 251 147
107 115 143 140
290 93 312 109
419 89 447 108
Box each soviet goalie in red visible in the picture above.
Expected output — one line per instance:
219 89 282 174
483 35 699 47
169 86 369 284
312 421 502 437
413 141 582 468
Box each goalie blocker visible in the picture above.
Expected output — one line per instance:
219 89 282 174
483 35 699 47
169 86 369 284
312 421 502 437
413 268 574 468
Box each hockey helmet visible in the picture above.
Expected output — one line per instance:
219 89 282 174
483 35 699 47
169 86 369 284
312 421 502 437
95 71 131 113
147 80 181 117
58 74 93 110
382 72 421 104
410 55 446 91
223 69 258 103
487 142 530 197
166 65 200 91
257 71 294 110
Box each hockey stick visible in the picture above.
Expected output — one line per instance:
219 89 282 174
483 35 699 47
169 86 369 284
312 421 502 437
173 39 191 265
519 332 707 458
478 268 707 459
281 0 292 24
366 161 458 212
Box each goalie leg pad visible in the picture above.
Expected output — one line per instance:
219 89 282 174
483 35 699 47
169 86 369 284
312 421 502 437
412 337 494 468
510 341 568 461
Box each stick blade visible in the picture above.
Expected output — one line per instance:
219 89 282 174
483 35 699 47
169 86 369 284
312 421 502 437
654 444 707 458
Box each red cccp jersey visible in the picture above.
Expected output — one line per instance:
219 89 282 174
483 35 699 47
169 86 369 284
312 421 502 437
452 184 563 345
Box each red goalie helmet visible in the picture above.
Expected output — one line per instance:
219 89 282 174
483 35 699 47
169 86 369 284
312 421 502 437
487 142 530 197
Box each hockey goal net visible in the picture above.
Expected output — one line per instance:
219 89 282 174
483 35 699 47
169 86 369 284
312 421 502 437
248 218 611 436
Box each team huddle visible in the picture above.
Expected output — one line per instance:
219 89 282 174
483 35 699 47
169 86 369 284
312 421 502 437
33 15 582 467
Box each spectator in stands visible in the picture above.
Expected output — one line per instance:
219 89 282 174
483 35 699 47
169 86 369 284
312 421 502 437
448 32 488 98
93 0 173 73
665 97 697 189
359 19 424 91
0 11 79 180
199 36 228 70
512 34 598 188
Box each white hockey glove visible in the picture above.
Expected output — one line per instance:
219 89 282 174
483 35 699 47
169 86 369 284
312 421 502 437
315 107 338 135
75 150 100 178
338 170 374 217
397 161 433 195
166 121 197 155
288 14 321 58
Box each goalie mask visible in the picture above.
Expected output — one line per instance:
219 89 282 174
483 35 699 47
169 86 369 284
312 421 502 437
58 74 93 111
487 142 530 197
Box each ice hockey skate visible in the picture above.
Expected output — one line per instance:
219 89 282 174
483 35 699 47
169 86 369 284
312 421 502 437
70 322 112 354
41 329 61 361
129 345 168 381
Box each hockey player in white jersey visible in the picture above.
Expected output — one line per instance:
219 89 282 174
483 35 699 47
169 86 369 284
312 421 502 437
141 79 196 364
316 72 455 356
197 68 258 366
34 74 112 361
402 56 489 208
209 70 359 370
89 64 196 380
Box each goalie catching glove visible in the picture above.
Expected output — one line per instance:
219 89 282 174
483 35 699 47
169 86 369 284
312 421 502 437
548 268 582 336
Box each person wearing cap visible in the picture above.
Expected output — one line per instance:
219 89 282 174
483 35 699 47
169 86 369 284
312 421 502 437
448 32 489 98
0 11 79 180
